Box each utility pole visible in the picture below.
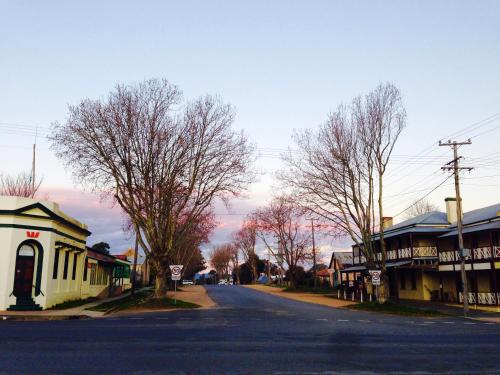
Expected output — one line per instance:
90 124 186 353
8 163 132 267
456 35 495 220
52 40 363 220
31 128 37 198
267 247 271 281
131 234 139 296
307 218 318 288
439 139 473 317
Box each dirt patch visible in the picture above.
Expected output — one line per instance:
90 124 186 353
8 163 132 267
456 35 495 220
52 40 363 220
243 284 355 308
167 285 217 309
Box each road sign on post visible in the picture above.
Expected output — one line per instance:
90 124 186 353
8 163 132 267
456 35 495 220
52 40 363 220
169 265 183 305
369 270 381 286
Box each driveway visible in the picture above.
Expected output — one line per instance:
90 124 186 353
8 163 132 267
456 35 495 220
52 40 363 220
0 285 498 374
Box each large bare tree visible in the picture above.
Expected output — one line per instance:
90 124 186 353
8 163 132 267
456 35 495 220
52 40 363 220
281 83 405 301
252 196 311 288
355 83 406 300
0 171 41 198
50 79 254 297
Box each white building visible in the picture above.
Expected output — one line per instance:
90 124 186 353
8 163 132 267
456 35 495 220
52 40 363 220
0 196 90 310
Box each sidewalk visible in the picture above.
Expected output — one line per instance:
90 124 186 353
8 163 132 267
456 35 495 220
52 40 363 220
0 289 145 320
243 284 355 308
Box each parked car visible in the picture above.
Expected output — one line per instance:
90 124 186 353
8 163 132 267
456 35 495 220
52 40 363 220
182 280 194 285
218 279 227 285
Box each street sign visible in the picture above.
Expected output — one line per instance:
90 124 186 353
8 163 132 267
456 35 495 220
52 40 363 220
170 265 183 281
369 270 381 286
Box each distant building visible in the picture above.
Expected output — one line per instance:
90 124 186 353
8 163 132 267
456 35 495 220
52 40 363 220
327 252 353 288
341 198 500 305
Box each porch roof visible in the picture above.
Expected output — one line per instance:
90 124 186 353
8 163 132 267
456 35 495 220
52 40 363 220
341 265 367 273
439 220 500 238
372 226 449 240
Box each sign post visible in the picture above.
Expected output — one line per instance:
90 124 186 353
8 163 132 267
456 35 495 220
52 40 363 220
369 270 381 303
169 265 183 305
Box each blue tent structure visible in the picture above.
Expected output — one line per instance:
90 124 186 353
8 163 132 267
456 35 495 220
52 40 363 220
257 275 268 284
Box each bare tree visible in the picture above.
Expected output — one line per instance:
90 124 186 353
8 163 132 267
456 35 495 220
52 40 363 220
404 199 439 219
233 219 259 282
281 107 376 265
355 83 406 301
252 196 311 288
281 83 405 302
50 79 254 298
210 244 235 280
0 171 41 198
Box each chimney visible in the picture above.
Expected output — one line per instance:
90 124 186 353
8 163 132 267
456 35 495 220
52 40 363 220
381 217 393 230
445 197 458 223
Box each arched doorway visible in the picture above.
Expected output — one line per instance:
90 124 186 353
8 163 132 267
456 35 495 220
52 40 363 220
13 244 36 297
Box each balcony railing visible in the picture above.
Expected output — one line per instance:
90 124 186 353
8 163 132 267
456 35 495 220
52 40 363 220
495 246 500 258
473 247 492 260
459 292 498 305
387 250 397 260
398 247 411 258
439 250 457 262
413 246 437 258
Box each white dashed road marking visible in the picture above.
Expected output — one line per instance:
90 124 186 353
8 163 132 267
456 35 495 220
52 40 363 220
357 320 370 323
337 319 349 322
443 321 455 324
464 322 476 325
316 318 328 321
129 318 144 320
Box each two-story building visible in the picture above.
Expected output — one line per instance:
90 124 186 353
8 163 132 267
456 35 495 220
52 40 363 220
341 198 500 305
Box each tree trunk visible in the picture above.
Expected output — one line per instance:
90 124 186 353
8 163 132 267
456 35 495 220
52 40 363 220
154 266 167 299
377 272 390 303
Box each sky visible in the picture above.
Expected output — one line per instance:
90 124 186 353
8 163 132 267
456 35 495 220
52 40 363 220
1 1 499 261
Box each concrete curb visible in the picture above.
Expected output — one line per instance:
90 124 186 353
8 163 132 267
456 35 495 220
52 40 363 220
1 314 89 321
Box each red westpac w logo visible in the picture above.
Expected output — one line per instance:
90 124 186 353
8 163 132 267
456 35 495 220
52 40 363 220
26 231 40 238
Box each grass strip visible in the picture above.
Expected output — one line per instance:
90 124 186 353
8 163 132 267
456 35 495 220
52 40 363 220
48 299 94 310
86 290 199 313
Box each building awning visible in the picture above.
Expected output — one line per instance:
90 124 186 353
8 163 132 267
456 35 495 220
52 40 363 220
439 221 500 238
386 260 412 268
341 265 367 273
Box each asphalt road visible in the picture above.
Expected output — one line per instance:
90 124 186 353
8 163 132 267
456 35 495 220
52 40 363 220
0 286 499 374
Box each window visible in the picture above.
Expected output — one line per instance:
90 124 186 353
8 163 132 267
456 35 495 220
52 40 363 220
400 272 406 290
53 248 60 279
90 263 97 285
63 251 69 280
411 270 417 290
83 257 88 281
72 253 78 280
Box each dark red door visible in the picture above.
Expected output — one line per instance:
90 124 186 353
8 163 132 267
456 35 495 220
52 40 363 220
13 256 35 297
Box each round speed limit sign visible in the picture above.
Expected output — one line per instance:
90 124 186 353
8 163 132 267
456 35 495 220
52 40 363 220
169 265 183 281
369 270 381 286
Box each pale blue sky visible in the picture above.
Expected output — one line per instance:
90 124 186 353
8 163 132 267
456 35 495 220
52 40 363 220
1 1 499 254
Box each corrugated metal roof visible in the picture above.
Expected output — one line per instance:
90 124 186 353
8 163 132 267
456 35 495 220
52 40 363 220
372 226 449 240
439 220 500 238
387 211 449 231
461 203 500 225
